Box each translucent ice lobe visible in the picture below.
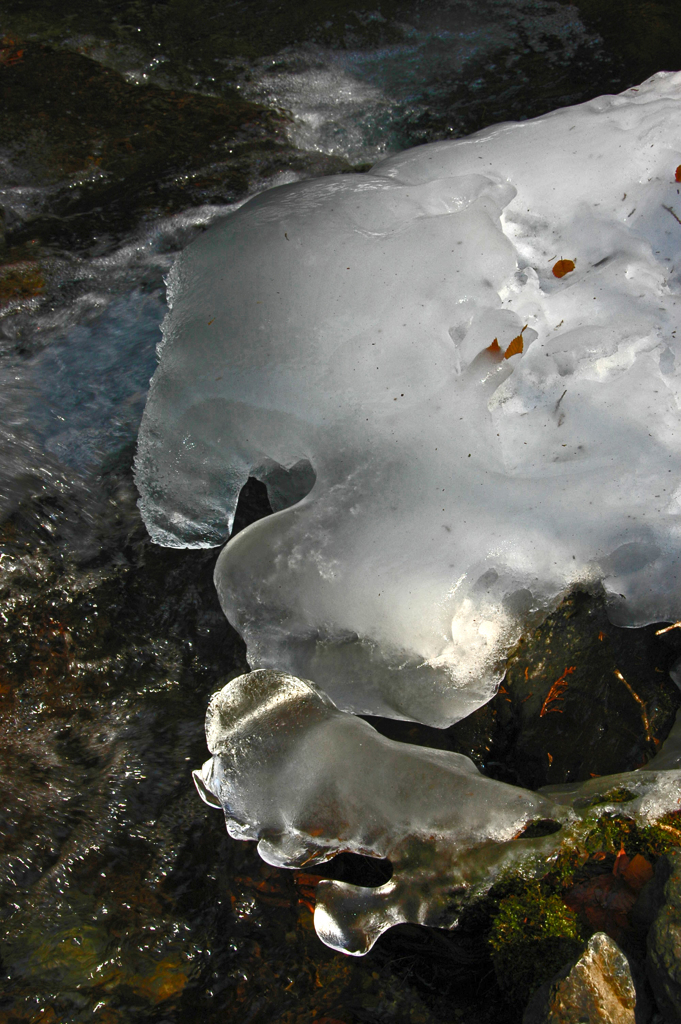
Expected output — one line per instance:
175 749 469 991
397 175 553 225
194 670 568 953
137 72 681 725
194 671 681 955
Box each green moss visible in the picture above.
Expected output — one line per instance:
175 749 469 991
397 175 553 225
658 809 681 831
544 812 681 889
488 882 584 1007
583 788 637 808
476 810 681 1008
582 814 681 860
546 843 589 890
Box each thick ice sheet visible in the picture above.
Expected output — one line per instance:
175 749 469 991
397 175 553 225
137 72 681 726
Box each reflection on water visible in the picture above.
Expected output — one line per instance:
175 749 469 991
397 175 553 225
0 0 680 1020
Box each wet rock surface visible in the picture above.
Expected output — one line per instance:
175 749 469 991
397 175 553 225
522 932 642 1024
0 42 271 187
473 590 681 788
0 40 351 256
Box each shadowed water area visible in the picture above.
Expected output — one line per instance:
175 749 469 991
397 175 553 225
2 1 681 1021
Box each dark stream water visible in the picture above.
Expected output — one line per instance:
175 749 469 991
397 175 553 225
1 2 681 1022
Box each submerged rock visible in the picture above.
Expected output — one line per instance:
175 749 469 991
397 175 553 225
522 932 646 1024
448 589 681 788
0 39 301 250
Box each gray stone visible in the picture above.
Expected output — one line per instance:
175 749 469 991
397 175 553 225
647 849 681 1022
523 932 646 1024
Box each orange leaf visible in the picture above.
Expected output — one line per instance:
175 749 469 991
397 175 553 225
504 324 527 359
676 165 681 183
612 844 629 877
552 259 575 279
621 854 653 891
504 335 523 359
487 338 501 354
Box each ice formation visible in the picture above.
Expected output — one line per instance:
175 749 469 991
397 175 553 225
137 71 681 726
194 669 681 954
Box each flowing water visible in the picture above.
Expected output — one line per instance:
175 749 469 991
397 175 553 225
0 2 679 1021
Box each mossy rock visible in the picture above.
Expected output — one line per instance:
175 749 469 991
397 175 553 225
488 883 585 1008
464 812 681 1012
